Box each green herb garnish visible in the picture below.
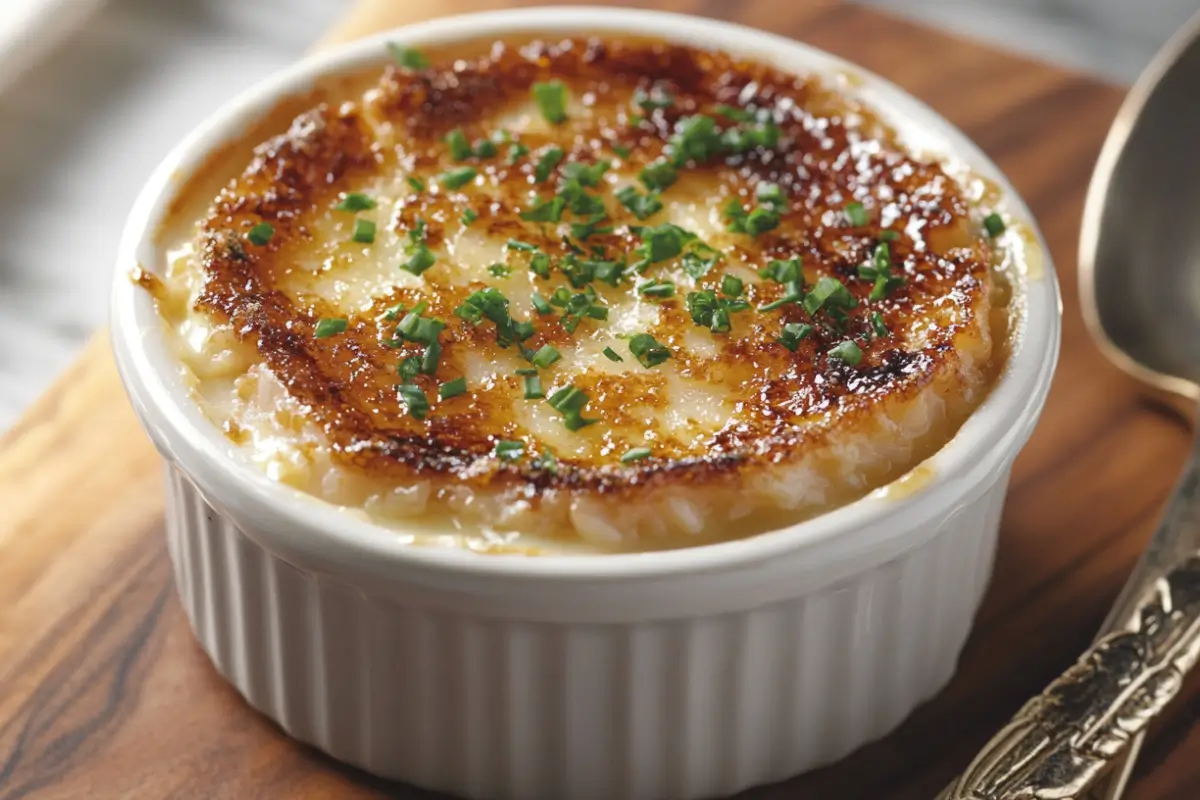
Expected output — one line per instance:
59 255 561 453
351 218 376 244
388 44 429 70
546 384 597 431
531 294 553 315
521 370 544 399
615 186 662 220
532 80 569 124
246 222 274 246
438 377 467 400
620 447 653 463
533 146 565 183
984 213 1006 237
445 128 473 161
531 344 561 369
870 311 888 338
334 192 376 212
778 321 813 351
314 318 347 338
828 339 863 366
494 440 525 460
397 383 429 419
520 195 566 223
440 166 477 190
844 201 868 227
461 208 478 226
639 159 678 192
721 274 743 297
803 276 857 320
629 333 671 368
724 199 780 236
488 263 511 278
562 160 611 187
406 176 425 193
507 142 530 164
602 346 623 363
637 278 676 299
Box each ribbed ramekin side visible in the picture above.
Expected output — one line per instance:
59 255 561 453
163 464 1008 800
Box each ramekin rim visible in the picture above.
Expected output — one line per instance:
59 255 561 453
111 6 1061 583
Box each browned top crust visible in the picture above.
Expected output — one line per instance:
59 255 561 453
191 37 996 497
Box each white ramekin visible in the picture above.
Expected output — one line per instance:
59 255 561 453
111 8 1061 799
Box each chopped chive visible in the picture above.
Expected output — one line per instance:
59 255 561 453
534 447 558 473
506 238 538 252
828 339 863 366
669 114 723 165
335 192 376 211
488 263 510 278
246 222 274 246
758 280 804 312
629 333 670 368
388 44 429 70
398 356 420 380
438 376 467 400
870 311 889 338
532 294 553 315
351 218 376 244
803 276 857 317
562 160 611 187
721 274 744 297
759 257 801 284
844 201 868 227
602 346 623 363
546 384 596 431
531 344 561 369
522 372 544 399
397 383 429 420
533 146 565 182
461 208 478 226
984 213 1006 237
778 321 813 351
419 341 442 374
494 440 525 460
401 243 436 275
880 230 900 242
529 251 552 279
532 80 569 124
507 142 530 164
514 320 536 341
569 214 613 241
519 195 566 223
440 166 477 190
612 143 631 159
616 186 663 220
756 182 787 207
314 317 348 338
637 278 676 299
639 159 678 192
406 176 425 193
620 447 652 463
472 138 497 158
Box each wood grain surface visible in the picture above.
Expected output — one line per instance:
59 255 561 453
1 1 1196 798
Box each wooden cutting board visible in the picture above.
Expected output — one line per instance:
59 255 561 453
1 1 1196 798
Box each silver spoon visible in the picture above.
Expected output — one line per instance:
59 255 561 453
938 11 1200 800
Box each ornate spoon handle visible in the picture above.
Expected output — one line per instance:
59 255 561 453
937 552 1200 799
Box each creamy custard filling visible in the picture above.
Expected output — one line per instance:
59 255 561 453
146 37 1016 554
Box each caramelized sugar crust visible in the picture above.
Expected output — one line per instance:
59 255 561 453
192 37 994 499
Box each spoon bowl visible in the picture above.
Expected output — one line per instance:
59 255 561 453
1080 10 1200 399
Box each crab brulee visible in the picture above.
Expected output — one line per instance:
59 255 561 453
145 37 1015 553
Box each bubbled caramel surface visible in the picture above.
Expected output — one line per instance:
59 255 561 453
190 37 997 497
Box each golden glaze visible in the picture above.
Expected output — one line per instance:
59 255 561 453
182 37 999 501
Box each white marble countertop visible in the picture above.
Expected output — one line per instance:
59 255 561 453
0 0 1193 427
